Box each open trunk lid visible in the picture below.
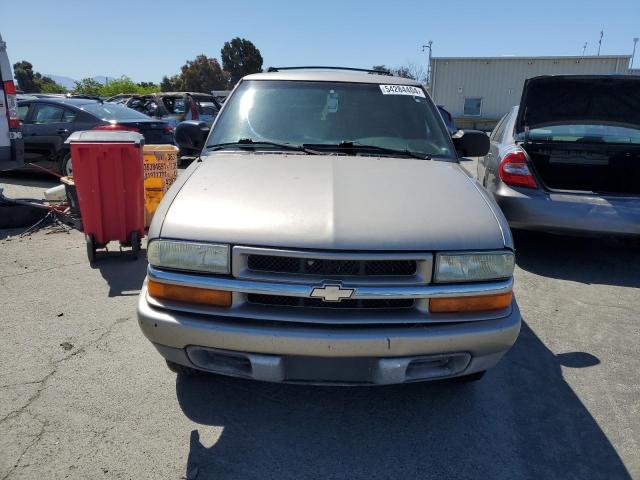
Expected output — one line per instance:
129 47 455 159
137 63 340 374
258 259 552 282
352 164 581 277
515 75 640 134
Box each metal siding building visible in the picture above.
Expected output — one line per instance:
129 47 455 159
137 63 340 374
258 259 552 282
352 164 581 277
429 55 631 129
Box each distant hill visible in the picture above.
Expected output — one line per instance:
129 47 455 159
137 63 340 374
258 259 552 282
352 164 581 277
44 74 117 89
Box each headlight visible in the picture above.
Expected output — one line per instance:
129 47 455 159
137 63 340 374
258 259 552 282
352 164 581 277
147 240 230 274
435 251 514 283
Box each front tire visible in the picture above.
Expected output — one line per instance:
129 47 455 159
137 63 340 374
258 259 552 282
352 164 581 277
60 152 73 177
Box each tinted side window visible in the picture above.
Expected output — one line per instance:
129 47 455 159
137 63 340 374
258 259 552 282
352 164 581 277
18 104 30 121
62 109 77 122
32 104 65 124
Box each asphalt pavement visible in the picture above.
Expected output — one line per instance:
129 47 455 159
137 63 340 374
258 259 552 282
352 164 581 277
1 164 638 480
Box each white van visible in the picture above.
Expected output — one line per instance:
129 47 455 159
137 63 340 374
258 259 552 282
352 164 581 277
0 33 24 170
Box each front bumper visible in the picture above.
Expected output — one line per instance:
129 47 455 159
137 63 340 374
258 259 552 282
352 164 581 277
138 286 521 385
493 183 640 236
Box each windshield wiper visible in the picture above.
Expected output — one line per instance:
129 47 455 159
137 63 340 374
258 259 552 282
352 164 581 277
303 141 432 160
207 138 320 155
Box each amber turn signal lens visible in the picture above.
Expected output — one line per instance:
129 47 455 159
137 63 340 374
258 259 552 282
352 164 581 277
147 279 232 308
429 292 512 313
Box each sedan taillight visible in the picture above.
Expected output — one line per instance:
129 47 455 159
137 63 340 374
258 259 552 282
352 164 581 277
498 150 538 189
3 80 20 129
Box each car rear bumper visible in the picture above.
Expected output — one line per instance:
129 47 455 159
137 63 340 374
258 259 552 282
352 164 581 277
137 287 521 385
494 183 640 236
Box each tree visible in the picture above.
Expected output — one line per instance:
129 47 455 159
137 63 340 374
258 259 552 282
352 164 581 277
74 78 103 96
371 63 426 84
394 63 427 83
180 55 229 92
13 61 67 93
99 76 159 97
38 76 67 94
160 75 183 92
13 61 40 92
221 38 263 86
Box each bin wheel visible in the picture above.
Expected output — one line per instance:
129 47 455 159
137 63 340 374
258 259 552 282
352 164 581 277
86 234 96 263
130 231 141 260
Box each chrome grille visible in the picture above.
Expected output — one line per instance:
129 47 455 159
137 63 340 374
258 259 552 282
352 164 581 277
247 255 417 276
247 294 414 310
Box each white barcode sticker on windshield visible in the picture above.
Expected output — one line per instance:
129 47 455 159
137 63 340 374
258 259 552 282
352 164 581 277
379 85 425 97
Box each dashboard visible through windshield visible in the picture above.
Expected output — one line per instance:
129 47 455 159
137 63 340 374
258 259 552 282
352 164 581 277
208 80 455 158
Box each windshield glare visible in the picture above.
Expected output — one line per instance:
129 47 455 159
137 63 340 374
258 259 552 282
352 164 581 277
208 80 454 158
525 124 640 144
82 102 151 121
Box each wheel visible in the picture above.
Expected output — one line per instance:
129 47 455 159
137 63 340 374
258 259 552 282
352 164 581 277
86 234 96 263
454 371 486 383
166 360 206 376
130 231 141 260
60 152 73 177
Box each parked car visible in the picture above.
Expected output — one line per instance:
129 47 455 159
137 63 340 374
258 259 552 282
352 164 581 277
437 105 458 134
17 97 174 176
138 67 520 385
478 75 640 237
109 92 222 127
0 33 23 171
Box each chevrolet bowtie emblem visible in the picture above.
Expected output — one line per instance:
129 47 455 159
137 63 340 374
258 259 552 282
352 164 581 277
310 284 354 302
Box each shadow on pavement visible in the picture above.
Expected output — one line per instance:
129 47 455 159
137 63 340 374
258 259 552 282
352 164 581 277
94 250 148 297
0 170 58 188
513 230 640 288
176 322 629 480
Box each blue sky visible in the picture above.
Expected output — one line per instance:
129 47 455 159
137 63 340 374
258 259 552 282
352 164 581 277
2 0 639 82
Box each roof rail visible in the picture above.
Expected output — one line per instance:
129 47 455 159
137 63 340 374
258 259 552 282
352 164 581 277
267 66 393 76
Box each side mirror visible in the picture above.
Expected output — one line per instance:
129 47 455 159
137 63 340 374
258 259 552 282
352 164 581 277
175 120 210 152
452 130 490 157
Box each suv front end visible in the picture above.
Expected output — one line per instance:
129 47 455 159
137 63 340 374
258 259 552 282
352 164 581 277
137 69 521 385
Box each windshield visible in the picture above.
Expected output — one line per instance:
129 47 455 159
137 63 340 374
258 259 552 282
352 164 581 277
81 102 152 121
524 124 640 144
208 80 454 158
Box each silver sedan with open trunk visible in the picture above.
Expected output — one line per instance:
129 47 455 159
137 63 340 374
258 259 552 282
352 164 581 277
137 67 520 385
479 75 640 237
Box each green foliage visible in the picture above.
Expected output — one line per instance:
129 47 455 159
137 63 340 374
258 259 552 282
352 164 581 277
13 61 67 93
73 78 103 96
73 76 159 97
98 76 159 97
180 55 229 92
160 75 183 92
221 37 263 86
13 61 39 92
39 77 67 94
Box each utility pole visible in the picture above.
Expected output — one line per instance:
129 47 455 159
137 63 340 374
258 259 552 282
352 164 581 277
632 38 639 69
422 40 433 88
597 28 604 56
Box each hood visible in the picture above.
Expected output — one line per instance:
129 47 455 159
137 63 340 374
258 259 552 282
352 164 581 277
158 153 507 251
515 75 640 134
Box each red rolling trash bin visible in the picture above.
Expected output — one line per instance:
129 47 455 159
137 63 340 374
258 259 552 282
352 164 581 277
65 131 145 262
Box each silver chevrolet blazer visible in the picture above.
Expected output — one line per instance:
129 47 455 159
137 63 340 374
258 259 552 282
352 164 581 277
137 67 521 385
